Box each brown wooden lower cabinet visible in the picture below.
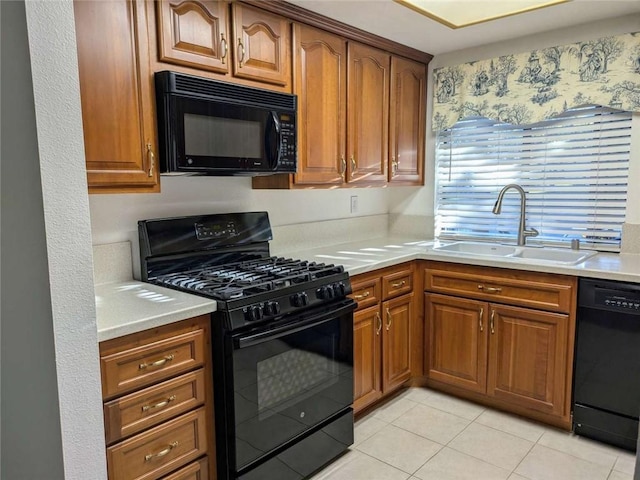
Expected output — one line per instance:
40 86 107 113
487 304 568 417
161 458 208 480
99 316 215 480
351 263 421 414
354 305 383 408
423 261 576 428
382 293 413 392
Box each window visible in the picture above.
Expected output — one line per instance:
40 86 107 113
435 106 632 251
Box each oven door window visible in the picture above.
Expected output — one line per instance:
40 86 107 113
232 310 353 471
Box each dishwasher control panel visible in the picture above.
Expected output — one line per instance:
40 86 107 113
598 294 640 310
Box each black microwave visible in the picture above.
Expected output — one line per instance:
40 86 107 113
155 71 297 175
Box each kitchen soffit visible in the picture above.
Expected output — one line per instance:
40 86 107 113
286 0 640 55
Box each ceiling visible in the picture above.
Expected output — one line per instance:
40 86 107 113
286 0 640 55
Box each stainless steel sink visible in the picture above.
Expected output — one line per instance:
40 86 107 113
432 241 597 265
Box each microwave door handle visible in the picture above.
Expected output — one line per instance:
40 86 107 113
266 111 281 169
235 299 356 349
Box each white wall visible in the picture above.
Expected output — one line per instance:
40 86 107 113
90 177 391 246
1 2 66 478
18 1 108 479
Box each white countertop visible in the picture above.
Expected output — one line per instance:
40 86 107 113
95 281 216 342
286 237 640 283
95 236 640 341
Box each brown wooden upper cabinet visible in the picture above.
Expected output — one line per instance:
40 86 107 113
157 0 230 74
156 1 291 87
389 57 426 185
253 25 427 189
74 0 160 193
292 24 347 186
347 43 390 186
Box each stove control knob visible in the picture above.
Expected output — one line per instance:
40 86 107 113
244 305 263 322
333 282 347 297
291 292 309 307
263 301 281 316
316 286 335 300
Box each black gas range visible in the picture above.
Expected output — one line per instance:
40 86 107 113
139 212 355 480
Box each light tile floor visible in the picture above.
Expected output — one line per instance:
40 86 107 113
311 387 637 480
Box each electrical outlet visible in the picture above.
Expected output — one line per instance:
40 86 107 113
350 195 358 214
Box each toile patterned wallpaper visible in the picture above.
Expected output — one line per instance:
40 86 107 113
432 32 640 130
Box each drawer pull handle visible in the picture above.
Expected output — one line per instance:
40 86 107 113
350 155 356 178
139 354 174 370
354 291 370 300
479 307 484 332
375 312 382 335
144 441 178 462
477 285 502 294
490 310 495 334
385 308 392 331
391 280 406 288
142 395 177 412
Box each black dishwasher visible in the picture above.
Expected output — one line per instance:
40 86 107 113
574 278 640 451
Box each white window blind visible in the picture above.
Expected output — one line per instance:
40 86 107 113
435 106 632 251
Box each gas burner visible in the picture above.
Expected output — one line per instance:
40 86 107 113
153 257 344 302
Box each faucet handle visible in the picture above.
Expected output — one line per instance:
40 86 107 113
524 227 539 238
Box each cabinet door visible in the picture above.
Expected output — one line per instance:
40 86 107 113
425 293 488 394
346 43 389 185
293 24 346 186
382 293 413 392
388 56 426 185
231 3 291 86
156 0 230 73
487 304 568 416
74 0 159 193
353 305 383 412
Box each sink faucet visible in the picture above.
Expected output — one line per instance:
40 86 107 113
492 184 539 246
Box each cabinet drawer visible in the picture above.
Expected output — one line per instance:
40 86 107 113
424 261 574 314
350 277 381 310
382 267 413 300
101 329 206 400
160 457 208 480
106 408 207 480
105 370 207 444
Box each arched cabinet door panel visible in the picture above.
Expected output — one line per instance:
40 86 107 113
231 3 291 86
157 0 230 73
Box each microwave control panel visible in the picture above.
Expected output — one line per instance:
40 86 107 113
279 113 296 169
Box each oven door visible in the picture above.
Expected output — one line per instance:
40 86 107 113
230 299 355 474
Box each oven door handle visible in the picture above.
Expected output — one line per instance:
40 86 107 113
235 299 356 349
